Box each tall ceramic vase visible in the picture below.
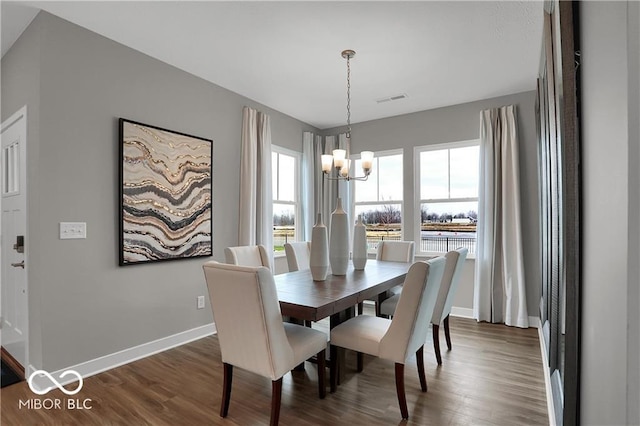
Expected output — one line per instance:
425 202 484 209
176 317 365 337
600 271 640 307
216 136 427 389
309 213 329 281
329 197 349 275
352 214 367 270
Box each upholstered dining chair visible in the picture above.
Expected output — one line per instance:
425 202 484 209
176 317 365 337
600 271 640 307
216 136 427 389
224 244 272 272
380 247 468 365
358 240 415 316
202 261 328 426
283 241 313 327
284 241 311 272
330 257 446 420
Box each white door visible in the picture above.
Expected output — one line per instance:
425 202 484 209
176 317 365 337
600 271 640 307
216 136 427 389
1 107 28 370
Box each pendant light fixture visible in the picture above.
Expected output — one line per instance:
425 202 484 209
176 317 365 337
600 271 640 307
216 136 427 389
321 50 374 181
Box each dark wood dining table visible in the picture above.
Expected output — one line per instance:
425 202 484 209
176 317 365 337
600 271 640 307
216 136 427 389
274 259 412 387
275 259 411 322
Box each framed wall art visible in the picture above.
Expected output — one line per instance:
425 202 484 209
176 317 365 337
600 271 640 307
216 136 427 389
119 118 212 265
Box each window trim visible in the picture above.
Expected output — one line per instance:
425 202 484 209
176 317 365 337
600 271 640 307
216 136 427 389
272 145 301 252
414 139 479 257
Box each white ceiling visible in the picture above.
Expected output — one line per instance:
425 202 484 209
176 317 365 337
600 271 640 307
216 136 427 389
1 1 543 129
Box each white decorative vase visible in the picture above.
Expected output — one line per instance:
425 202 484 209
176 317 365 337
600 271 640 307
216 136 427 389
309 213 329 281
352 214 367 270
329 197 349 276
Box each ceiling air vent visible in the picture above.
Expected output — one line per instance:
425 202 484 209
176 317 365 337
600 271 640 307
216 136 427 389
376 93 408 104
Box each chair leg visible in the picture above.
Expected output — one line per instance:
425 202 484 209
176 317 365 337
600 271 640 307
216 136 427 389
444 314 452 350
330 344 338 393
394 363 409 420
357 352 364 372
220 363 233 417
432 323 442 365
270 378 283 426
317 349 326 399
357 302 364 315
416 345 427 392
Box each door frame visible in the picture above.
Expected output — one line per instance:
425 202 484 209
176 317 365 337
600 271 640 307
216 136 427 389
1 105 29 373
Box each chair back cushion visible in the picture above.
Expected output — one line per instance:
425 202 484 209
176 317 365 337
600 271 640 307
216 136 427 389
202 261 293 380
224 245 272 271
431 248 468 324
376 241 415 263
284 242 311 272
379 257 446 363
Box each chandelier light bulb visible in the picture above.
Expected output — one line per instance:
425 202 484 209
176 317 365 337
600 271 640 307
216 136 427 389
321 154 334 173
333 149 346 169
361 151 374 173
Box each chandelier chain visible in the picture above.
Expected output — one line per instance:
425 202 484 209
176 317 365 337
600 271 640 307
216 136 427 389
346 55 351 138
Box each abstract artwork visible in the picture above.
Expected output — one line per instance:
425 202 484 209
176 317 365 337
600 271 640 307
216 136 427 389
119 119 212 265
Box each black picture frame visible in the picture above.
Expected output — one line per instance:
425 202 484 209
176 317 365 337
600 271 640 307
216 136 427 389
118 118 213 266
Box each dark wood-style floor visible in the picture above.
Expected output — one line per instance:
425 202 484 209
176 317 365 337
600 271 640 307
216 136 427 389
1 314 548 425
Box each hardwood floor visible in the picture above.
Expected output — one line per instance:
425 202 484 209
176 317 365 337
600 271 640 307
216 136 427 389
1 315 548 425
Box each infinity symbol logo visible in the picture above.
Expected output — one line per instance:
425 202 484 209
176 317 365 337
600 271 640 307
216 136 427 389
27 370 84 396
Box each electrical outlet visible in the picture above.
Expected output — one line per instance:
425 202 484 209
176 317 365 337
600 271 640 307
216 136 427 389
60 222 87 239
197 296 205 309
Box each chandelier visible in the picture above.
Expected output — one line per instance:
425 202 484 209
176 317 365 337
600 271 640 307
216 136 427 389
321 50 374 181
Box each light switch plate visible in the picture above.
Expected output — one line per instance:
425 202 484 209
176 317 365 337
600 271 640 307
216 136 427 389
60 222 87 239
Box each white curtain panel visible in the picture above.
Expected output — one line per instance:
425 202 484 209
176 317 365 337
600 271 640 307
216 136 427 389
474 105 529 328
337 133 351 216
337 133 353 247
321 134 352 232
302 132 323 240
322 135 339 223
239 107 273 265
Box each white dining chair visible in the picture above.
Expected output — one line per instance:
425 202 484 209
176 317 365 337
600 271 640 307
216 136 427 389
284 241 311 272
329 257 446 420
203 261 328 426
380 247 468 365
358 241 415 316
224 244 272 272
284 241 313 327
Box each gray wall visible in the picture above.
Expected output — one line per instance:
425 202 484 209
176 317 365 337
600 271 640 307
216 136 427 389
1 12 318 372
628 2 640 424
1 11 44 372
324 91 541 316
581 2 640 424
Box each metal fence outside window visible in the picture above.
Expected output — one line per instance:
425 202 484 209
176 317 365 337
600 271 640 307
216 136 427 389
419 235 476 255
365 234 476 255
276 230 476 255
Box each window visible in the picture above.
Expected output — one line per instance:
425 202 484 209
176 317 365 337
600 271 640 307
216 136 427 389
272 146 300 253
352 150 403 252
415 140 479 256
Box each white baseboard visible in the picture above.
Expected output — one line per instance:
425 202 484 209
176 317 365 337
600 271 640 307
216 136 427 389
537 320 556 426
450 307 474 318
29 323 216 392
450 307 541 330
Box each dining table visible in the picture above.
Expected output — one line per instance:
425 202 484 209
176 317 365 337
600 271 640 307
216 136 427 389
274 259 413 389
